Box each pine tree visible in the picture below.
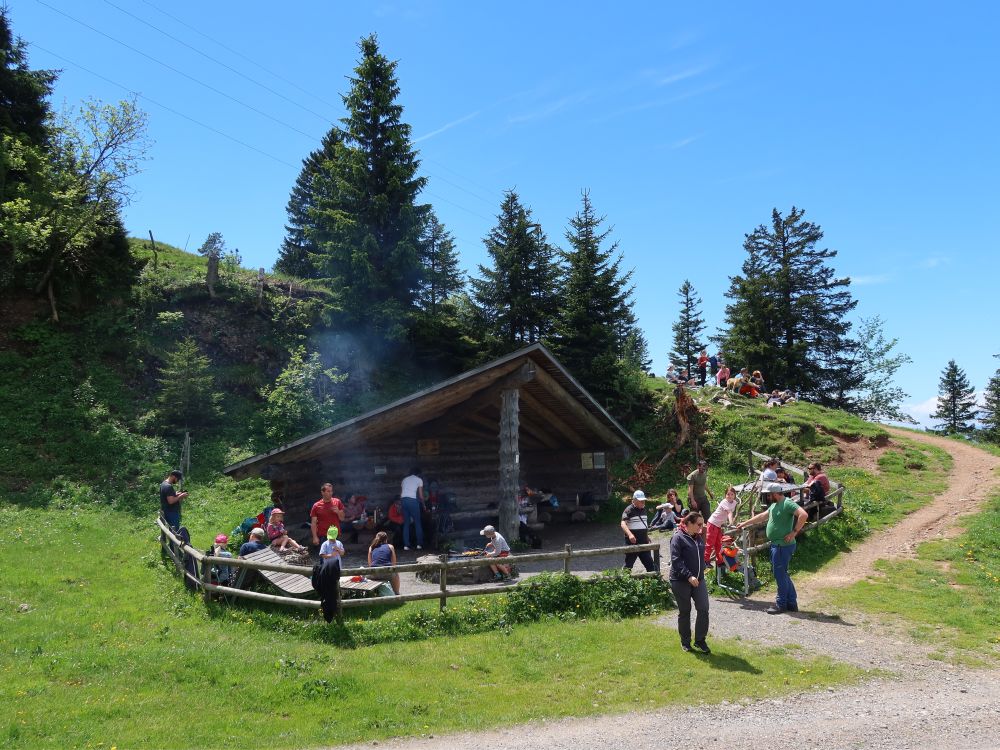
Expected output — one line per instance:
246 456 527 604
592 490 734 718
273 128 346 278
551 191 638 406
979 359 1000 443
930 360 978 434
0 10 55 146
157 338 223 428
307 34 428 340
718 207 859 403
417 210 464 315
197 232 226 258
669 280 706 375
471 190 558 355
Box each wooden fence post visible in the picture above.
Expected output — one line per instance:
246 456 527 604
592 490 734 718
334 575 343 624
563 544 572 575
201 558 213 604
439 555 448 611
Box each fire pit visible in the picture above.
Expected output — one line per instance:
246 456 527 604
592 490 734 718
416 550 516 584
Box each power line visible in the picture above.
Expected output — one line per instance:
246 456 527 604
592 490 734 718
33 2 506 228
138 0 341 111
102 0 335 124
30 43 298 169
134 0 507 210
35 0 317 141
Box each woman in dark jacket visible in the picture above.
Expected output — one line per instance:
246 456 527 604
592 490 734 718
669 512 710 654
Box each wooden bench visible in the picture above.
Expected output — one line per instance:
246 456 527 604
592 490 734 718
239 547 314 596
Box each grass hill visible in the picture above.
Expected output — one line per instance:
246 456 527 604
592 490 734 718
2 241 994 747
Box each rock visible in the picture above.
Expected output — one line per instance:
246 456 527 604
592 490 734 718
18 603 31 613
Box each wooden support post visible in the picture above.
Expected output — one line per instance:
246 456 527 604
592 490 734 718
498 387 520 543
334 575 343 624
653 542 661 575
147 230 159 269
563 544 572 575
439 555 448 611
201 558 213 604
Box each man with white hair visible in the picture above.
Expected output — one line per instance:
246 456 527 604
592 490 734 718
737 483 808 614
621 490 656 573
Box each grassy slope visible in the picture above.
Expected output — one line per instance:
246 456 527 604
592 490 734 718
823 484 1000 666
0 504 863 749
1 279 986 746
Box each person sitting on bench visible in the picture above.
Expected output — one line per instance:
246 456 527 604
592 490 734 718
481 525 512 580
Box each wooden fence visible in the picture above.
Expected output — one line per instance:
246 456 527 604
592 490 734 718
744 450 845 553
157 518 660 619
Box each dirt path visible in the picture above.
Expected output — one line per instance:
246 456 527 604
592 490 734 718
798 427 1000 596
331 432 1000 750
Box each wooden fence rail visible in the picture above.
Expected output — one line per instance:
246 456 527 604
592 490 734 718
157 517 661 617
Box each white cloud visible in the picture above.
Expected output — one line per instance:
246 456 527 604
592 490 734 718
413 110 480 143
508 92 590 124
918 256 948 269
851 273 893 286
656 64 710 87
664 134 702 150
901 395 938 428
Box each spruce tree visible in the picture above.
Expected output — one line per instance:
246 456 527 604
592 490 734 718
471 190 558 355
551 191 638 406
307 34 427 339
930 360 978 434
669 280 706 374
0 10 55 146
979 359 1000 443
274 128 346 278
417 210 463 315
157 338 223 428
718 207 859 403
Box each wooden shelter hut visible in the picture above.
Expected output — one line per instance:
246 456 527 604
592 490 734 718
223 344 639 545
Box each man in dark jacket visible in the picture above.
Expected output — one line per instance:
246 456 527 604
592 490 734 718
669 512 710 653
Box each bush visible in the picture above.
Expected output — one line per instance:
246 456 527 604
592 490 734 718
216 570 674 648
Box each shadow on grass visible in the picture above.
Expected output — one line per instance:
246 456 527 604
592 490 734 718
694 651 762 674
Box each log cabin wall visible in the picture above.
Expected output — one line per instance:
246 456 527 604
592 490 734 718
272 441 622 527
272 429 502 522
519 448 615 505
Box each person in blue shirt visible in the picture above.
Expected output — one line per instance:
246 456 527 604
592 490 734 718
238 527 268 556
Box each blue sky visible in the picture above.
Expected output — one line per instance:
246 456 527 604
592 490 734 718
10 1 1000 425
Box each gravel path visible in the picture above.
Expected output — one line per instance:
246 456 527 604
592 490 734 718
330 430 1000 750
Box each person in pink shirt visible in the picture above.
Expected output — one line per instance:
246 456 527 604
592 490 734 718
705 486 738 566
716 364 730 387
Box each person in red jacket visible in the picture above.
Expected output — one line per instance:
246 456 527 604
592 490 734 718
310 483 345 548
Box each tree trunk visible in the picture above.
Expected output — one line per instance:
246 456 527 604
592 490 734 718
498 387 520 543
47 279 59 323
206 253 219 298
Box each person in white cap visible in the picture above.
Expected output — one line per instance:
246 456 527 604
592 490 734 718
480 525 512 580
621 490 656 573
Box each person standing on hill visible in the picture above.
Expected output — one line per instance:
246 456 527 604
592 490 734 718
310 483 345 548
697 349 709 386
686 460 714 536
737 483 808 614
159 470 187 530
400 467 425 551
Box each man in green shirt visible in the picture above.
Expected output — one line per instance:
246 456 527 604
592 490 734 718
686 459 715 536
737 483 808 614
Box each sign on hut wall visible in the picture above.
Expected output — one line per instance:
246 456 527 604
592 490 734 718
580 452 606 470
416 439 440 456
